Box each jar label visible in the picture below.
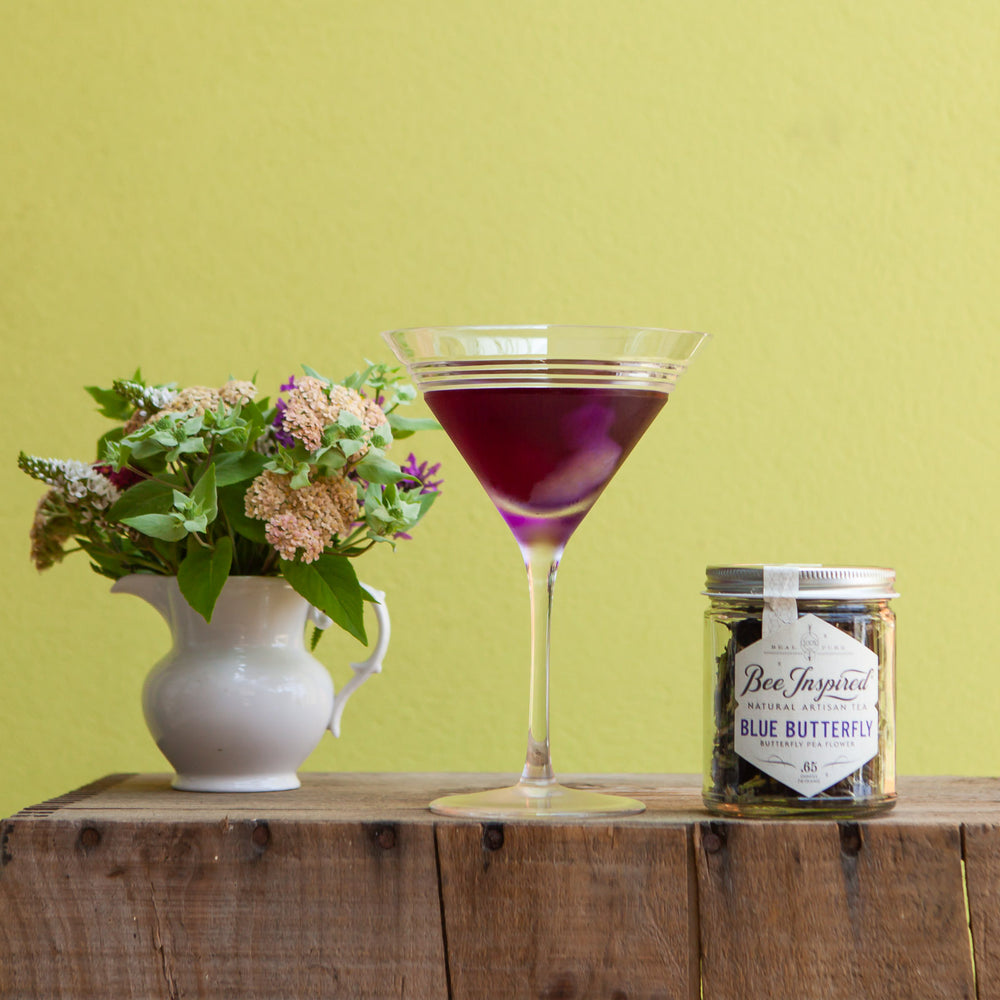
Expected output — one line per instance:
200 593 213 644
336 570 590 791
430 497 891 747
734 613 879 797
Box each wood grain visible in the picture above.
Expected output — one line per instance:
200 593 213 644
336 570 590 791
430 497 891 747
436 820 697 1000
2 773 999 999
1 791 448 998
695 819 975 1000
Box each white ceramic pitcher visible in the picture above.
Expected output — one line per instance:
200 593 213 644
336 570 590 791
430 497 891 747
112 574 389 792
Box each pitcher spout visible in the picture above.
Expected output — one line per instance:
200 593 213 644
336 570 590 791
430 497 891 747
111 573 173 622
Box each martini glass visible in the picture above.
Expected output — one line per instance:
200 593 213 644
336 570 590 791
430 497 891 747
383 325 708 818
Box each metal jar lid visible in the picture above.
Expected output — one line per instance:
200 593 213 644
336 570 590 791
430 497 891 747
704 564 898 600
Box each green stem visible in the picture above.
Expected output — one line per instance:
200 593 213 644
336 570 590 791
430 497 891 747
72 540 172 575
223 517 240 574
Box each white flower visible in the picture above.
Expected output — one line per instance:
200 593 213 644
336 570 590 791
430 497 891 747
147 386 178 409
60 461 95 496
85 473 121 510
43 459 122 510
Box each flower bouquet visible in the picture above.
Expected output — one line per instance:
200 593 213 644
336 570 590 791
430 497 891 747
19 363 441 644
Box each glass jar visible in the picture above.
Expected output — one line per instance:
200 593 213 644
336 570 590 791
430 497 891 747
703 565 897 817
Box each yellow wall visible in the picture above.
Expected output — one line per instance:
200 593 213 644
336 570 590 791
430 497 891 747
2 2 997 817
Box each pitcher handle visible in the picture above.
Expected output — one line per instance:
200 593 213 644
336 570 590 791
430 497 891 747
314 583 390 738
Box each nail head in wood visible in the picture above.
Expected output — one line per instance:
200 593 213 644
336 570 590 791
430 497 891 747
702 822 727 854
482 823 504 852
79 827 101 850
839 822 863 856
373 825 396 850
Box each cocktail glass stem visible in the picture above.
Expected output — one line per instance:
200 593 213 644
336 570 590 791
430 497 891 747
520 540 561 787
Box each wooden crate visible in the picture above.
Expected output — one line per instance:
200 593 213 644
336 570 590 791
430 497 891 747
1 773 997 999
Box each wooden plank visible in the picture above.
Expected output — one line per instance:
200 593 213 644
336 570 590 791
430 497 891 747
9 772 1000 825
436 820 698 1000
13 773 708 824
963 822 1000 999
0 815 448 999
4 773 1000 999
695 819 976 1000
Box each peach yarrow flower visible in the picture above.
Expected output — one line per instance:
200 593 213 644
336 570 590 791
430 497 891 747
278 376 387 453
244 470 359 563
123 379 257 433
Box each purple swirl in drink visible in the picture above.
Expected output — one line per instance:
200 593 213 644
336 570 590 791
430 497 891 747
424 384 667 547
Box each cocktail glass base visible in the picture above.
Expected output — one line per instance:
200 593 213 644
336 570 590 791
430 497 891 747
429 780 645 819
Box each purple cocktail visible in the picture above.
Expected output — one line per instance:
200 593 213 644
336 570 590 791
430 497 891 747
425 385 667 548
384 326 708 818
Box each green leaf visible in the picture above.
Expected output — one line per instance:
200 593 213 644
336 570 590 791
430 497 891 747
343 363 376 391
321 424 342 448
364 503 394 530
387 412 441 437
236 398 270 448
316 450 347 476
338 438 364 458
107 478 180 522
130 437 170 461
416 489 439 519
217 483 267 543
151 429 180 447
95 427 124 462
370 422 393 448
152 538 178 564
211 451 267 487
301 365 332 385
289 462 312 490
120 512 188 542
177 536 233 622
354 452 402 484
85 384 134 421
190 463 218 522
176 437 208 456
264 443 314 479
336 410 364 433
280 554 367 644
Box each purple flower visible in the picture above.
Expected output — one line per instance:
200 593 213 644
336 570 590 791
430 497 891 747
398 453 443 494
95 463 144 490
272 378 297 447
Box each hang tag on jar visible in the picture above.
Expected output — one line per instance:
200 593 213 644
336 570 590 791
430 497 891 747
762 565 799 636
